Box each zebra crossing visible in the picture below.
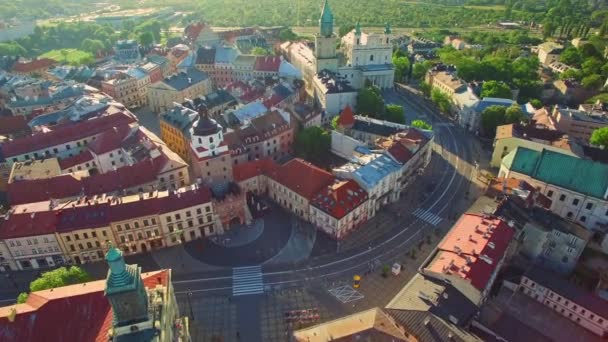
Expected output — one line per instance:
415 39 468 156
412 208 443 226
232 265 264 296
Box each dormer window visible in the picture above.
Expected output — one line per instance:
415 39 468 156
209 137 214 144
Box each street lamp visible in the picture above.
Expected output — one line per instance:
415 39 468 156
186 290 194 321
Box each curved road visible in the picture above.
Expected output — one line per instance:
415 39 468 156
173 88 478 296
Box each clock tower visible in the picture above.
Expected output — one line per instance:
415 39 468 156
104 246 149 327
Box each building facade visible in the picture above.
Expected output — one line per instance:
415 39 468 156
147 68 212 113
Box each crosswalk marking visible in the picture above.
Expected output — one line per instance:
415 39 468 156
232 265 264 296
434 122 454 127
412 208 443 226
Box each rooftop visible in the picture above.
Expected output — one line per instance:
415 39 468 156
352 154 402 189
315 70 355 94
502 147 608 199
424 213 515 293
352 115 409 137
310 179 368 219
495 123 572 152
556 107 608 124
160 68 208 91
8 158 62 183
232 158 277 182
268 159 334 200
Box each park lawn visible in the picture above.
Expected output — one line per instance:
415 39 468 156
40 49 93 65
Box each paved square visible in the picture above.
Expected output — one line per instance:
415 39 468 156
328 285 364 303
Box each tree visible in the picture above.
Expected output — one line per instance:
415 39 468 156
582 57 603 75
294 126 331 160
504 104 525 124
279 28 298 41
559 46 582 66
251 47 271 56
339 25 355 37
431 89 452 114
356 86 385 117
81 39 105 54
412 61 432 80
384 104 405 124
582 74 604 90
481 81 512 99
529 99 543 109
30 266 90 292
392 56 410 82
0 42 26 56
480 105 507 137
331 116 339 130
412 119 432 130
18 266 91 303
138 31 154 47
419 82 432 97
560 68 583 81
590 127 608 147
59 49 69 63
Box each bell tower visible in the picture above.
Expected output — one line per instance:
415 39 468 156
314 0 338 72
104 246 149 327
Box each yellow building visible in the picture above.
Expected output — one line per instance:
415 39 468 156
56 224 117 265
147 68 212 114
160 104 199 163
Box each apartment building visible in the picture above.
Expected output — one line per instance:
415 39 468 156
520 266 608 337
551 107 608 142
101 72 140 108
148 68 212 113
160 103 199 163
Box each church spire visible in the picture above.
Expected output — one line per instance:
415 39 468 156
355 21 361 36
319 0 334 38
384 22 392 35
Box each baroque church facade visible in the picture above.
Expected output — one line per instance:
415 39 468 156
281 0 394 116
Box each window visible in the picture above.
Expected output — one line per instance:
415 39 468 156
102 230 107 237
65 236 71 242
83 233 88 239
75 234 80 240
117 225 122 232
78 244 83 250
151 218 156 225
572 199 579 206
196 208 202 215
95 241 100 248
134 222 139 229
206 206 211 213
188 220 194 228
198 217 204 225
370 55 374 61
559 194 566 201
547 190 554 198
143 219 149 226
175 214 181 220
92 232 97 238
128 234 133 241
168 224 174 233
580 216 586 222
567 212 573 218
125 224 131 230
70 245 75 252
166 216 172 223
86 242 93 249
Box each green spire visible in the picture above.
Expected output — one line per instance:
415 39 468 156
384 22 392 35
105 246 134 289
319 0 334 38
355 21 361 36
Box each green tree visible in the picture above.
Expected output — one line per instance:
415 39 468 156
582 57 603 75
294 126 331 160
481 81 512 99
17 292 28 304
412 61 432 80
138 31 154 47
430 89 452 114
480 105 507 137
393 56 410 82
419 82 432 97
356 86 385 117
559 46 582 66
339 25 355 37
251 47 271 56
331 116 339 130
81 39 105 54
581 74 604 90
504 104 525 124
384 104 405 124
0 42 26 56
279 28 298 41
30 266 90 292
529 99 543 109
411 119 432 130
590 127 608 147
560 68 583 80
59 49 69 63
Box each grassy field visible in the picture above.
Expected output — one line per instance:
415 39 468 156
40 49 93 65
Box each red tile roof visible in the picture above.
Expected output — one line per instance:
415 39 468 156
254 56 281 72
233 158 278 182
311 179 368 219
185 22 205 41
387 141 414 164
1 112 136 158
337 105 355 127
268 159 334 200
0 211 58 239
425 214 514 292
0 115 30 136
58 150 94 170
0 270 169 342
486 177 552 209
56 203 111 232
87 125 133 155
7 157 162 205
12 58 56 73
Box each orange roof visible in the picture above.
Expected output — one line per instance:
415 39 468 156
310 179 368 219
12 58 56 73
337 105 355 127
0 270 169 342
268 158 334 200
232 158 278 182
425 214 514 291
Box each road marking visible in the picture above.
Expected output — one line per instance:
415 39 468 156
412 208 443 226
232 265 264 296
434 123 454 127
328 285 364 303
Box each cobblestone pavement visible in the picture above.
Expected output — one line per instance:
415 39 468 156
179 295 237 342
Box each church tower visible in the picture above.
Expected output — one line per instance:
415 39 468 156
314 0 338 72
104 246 149 327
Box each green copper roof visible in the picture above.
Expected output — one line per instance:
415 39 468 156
355 22 361 36
319 0 334 38
105 247 137 294
504 147 608 199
